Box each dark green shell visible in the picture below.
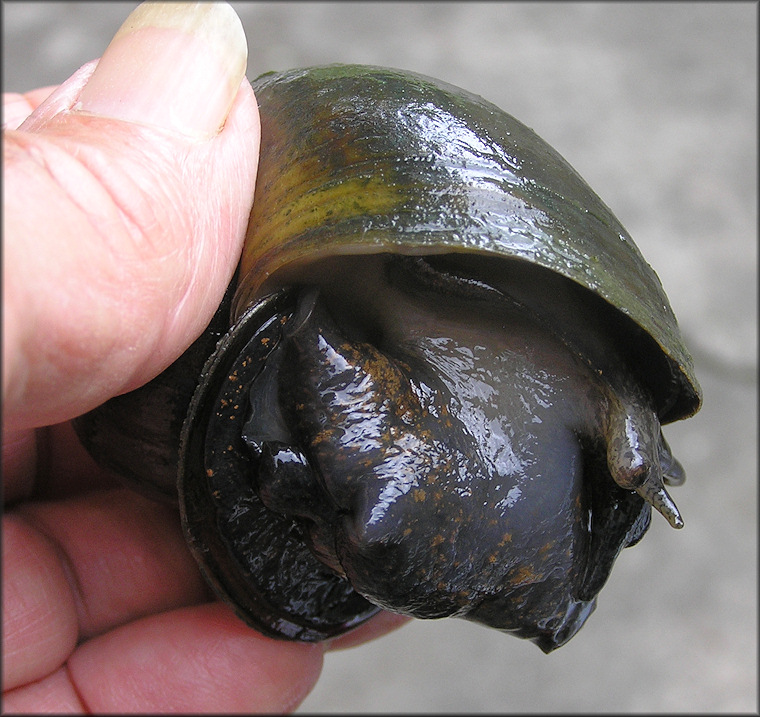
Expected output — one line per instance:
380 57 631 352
235 64 701 423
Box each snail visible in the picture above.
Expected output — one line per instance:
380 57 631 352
74 64 702 653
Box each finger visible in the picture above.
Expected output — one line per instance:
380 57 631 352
3 2 260 432
2 666 85 713
2 510 79 690
66 603 323 713
2 86 58 130
1 427 38 504
4 604 323 714
3 422 123 507
326 611 411 652
2 488 211 691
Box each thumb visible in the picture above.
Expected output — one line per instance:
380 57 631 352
2 2 260 431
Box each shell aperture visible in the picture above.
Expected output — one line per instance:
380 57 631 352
237 254 680 651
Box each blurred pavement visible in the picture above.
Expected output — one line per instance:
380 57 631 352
3 2 756 712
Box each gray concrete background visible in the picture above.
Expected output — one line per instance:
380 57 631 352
3 2 756 713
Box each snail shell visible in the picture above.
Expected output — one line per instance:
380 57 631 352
74 65 701 652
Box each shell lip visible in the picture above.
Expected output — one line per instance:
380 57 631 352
178 289 380 641
242 247 702 426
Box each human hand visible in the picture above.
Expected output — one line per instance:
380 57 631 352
2 3 406 712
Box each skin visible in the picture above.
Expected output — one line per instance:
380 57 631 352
2 76 406 713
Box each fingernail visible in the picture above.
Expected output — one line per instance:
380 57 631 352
75 1 247 138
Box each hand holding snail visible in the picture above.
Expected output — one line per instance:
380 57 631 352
2 3 403 713
5 0 704 710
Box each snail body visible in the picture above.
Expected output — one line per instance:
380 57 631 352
75 65 701 652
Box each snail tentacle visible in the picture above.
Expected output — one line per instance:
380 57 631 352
603 386 684 529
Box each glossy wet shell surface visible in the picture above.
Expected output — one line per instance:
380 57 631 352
234 64 701 423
